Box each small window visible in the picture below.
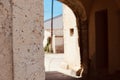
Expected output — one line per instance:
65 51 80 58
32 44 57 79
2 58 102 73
70 28 74 36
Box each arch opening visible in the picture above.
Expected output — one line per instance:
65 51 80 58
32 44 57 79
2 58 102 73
44 0 89 79
58 0 89 78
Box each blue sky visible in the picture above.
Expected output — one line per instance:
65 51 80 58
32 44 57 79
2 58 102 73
44 0 63 21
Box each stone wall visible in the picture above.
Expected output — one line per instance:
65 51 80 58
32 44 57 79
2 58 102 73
89 0 120 74
0 0 13 80
12 0 45 80
0 0 45 80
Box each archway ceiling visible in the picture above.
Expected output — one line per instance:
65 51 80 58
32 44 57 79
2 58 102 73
58 0 94 21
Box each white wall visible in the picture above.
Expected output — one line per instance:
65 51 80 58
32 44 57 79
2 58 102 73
89 0 120 73
63 4 81 72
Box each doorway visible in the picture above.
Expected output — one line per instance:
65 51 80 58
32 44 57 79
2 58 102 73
95 9 108 73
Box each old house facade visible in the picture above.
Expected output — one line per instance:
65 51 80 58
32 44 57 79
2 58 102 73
44 15 64 53
0 0 120 80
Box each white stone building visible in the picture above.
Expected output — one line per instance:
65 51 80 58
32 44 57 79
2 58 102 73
62 4 81 75
44 15 64 53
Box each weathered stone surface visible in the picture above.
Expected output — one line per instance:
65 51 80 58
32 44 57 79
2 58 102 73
0 0 13 80
12 0 45 80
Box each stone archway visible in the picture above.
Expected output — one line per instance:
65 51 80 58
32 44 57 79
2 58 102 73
58 0 89 78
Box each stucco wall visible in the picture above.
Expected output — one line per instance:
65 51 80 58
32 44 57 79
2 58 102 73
0 0 45 80
12 0 45 80
89 0 120 73
63 4 81 71
0 0 13 80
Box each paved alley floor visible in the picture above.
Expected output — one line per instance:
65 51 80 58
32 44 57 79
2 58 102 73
46 71 120 80
46 71 80 80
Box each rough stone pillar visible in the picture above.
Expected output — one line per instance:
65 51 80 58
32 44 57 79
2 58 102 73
0 0 13 80
12 0 45 80
0 0 45 80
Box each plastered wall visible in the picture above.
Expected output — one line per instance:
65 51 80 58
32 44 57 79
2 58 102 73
12 0 45 80
89 0 120 73
0 0 13 80
0 0 45 80
63 4 81 71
